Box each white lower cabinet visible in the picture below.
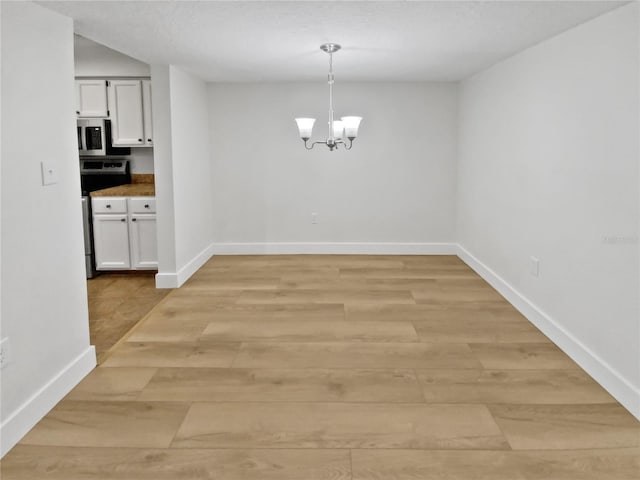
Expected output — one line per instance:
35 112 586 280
129 214 158 269
93 196 157 271
93 213 131 270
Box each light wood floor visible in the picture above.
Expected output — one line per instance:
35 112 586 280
2 255 639 479
87 273 170 363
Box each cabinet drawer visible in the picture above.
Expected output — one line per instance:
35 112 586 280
129 197 156 213
92 197 127 214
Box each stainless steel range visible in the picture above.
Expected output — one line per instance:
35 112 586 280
80 159 131 278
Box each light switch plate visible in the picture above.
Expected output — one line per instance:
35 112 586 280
41 160 59 186
530 256 540 277
0 337 10 370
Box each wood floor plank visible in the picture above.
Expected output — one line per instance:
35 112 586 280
279 277 440 292
65 367 157 401
412 286 505 304
469 343 580 369
346 304 496 322
200 255 405 269
136 302 346 324
20 401 189 448
193 303 346 322
507 448 640 480
413 318 549 343
1 446 352 480
138 368 424 402
339 268 478 280
236 289 415 305
352 449 527 480
351 448 640 480
159 289 242 303
417 369 616 404
127 315 211 342
202 319 419 342
398 254 466 266
182 274 281 291
203 265 341 280
232 342 482 369
102 341 240 368
172 402 509 449
488 403 640 450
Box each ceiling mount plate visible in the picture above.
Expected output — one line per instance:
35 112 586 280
320 43 341 54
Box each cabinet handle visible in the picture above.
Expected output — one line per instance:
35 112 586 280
138 138 143 142
144 204 149 208
120 218 126 222
76 111 80 115
106 204 111 208
132 218 137 222
147 138 152 142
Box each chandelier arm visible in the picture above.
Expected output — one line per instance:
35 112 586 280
303 139 330 150
337 139 354 150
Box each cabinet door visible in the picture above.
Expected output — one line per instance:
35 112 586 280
76 80 108 118
108 80 144 146
129 214 158 269
93 214 131 270
142 80 153 146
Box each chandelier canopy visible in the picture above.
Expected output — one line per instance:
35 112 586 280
295 43 362 151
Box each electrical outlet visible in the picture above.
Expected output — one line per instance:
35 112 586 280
311 212 318 224
530 256 540 277
0 337 9 369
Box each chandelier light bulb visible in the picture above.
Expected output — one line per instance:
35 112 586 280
332 120 344 139
341 116 362 139
295 118 316 140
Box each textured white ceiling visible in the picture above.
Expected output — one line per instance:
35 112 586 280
40 1 626 82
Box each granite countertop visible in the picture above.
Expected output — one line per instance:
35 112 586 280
90 174 155 197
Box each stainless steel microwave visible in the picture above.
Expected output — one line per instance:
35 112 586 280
77 119 130 157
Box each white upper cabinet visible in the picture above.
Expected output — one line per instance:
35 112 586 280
142 80 153 146
75 80 108 118
108 80 145 146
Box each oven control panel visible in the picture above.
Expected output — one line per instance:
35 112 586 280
80 159 129 175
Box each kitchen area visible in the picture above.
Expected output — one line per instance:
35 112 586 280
75 35 168 362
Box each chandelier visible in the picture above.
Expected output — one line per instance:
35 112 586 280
295 43 362 151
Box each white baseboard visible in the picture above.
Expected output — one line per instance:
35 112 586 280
457 244 640 421
0 346 96 457
211 242 458 255
155 243 214 289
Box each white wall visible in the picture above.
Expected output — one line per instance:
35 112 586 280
74 35 154 174
150 65 176 278
152 65 213 287
1 2 95 456
208 82 458 253
457 3 639 417
74 34 150 77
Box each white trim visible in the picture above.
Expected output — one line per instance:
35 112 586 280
0 346 96 457
211 242 458 255
155 243 214 289
155 272 179 289
457 244 640 421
